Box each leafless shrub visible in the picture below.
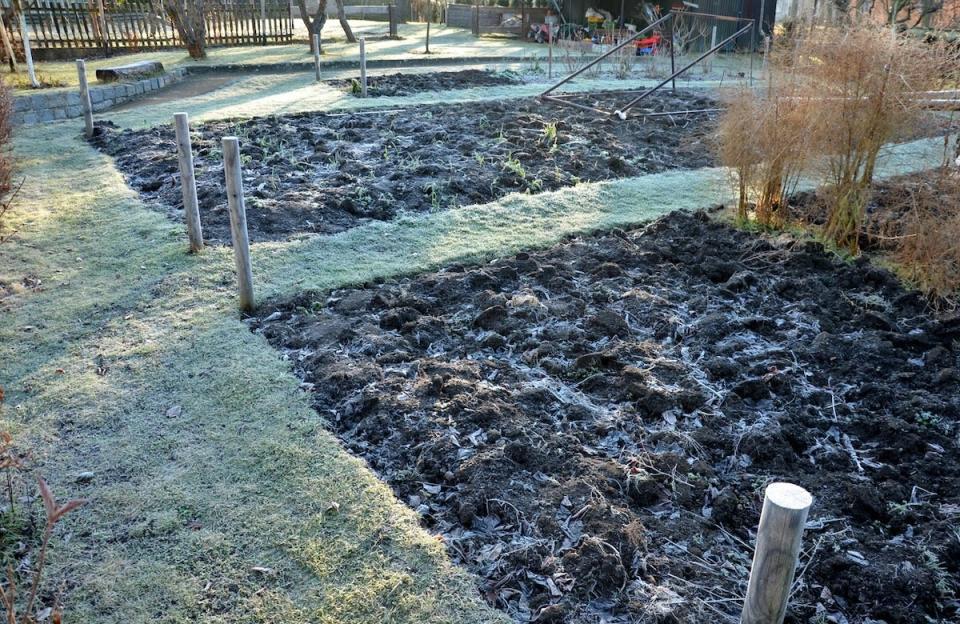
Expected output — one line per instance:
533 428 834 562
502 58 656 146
716 37 815 226
888 171 960 305
796 24 950 253
717 20 957 252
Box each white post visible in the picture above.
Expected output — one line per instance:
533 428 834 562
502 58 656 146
741 482 813 624
222 137 255 313
18 11 38 88
359 36 367 98
174 112 203 253
76 59 94 138
313 33 321 81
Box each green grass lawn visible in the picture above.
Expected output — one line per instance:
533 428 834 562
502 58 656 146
0 68 953 622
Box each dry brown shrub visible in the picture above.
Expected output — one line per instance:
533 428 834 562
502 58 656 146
889 170 960 304
717 20 958 252
796 24 951 253
717 76 815 227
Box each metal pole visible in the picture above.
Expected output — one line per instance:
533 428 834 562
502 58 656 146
616 21 753 117
541 12 672 97
76 59 94 138
547 22 553 79
222 137 255 314
669 14 675 93
359 37 367 98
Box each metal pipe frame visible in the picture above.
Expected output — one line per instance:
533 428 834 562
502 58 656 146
540 12 673 98
540 11 755 121
615 21 754 118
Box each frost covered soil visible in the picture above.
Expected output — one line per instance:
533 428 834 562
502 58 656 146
255 212 960 624
326 69 524 97
90 91 716 243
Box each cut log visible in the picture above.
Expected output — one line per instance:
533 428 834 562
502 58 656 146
95 61 165 83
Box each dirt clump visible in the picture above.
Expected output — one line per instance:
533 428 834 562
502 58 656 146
255 211 960 623
91 92 716 244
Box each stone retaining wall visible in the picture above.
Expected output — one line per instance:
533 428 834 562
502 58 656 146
12 68 187 126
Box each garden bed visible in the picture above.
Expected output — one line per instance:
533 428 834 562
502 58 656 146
90 91 717 244
253 211 960 623
327 69 524 97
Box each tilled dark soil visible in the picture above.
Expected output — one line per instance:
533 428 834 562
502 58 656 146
90 92 716 244
327 68 524 97
255 212 960 623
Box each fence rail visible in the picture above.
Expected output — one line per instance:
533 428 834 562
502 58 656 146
3 0 293 58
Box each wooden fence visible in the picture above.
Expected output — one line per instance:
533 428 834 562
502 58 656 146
3 0 293 59
446 3 547 36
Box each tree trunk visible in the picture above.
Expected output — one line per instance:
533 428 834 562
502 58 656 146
334 0 356 42
165 0 208 59
297 0 327 52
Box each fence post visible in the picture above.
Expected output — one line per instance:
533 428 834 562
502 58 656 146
174 113 204 253
359 36 367 98
222 137 255 314
96 0 109 56
741 482 812 624
313 34 321 81
18 9 38 88
425 19 430 53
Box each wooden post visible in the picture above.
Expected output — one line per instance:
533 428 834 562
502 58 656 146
76 60 94 138
174 113 203 253
741 482 813 624
18 10 38 88
0 17 18 73
425 15 430 54
312 34 321 81
359 36 367 98
222 137 255 313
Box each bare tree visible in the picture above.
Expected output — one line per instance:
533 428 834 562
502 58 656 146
334 0 356 43
164 0 207 59
859 0 945 26
298 0 328 52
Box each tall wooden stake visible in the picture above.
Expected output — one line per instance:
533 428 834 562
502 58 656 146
174 112 203 253
359 36 367 98
741 482 813 624
222 137 255 313
18 10 38 88
425 19 431 54
76 59 94 138
313 34 321 81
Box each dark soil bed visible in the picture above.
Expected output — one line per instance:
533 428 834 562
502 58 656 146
254 211 960 624
91 92 717 244
327 68 524 97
